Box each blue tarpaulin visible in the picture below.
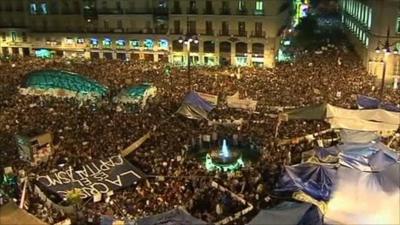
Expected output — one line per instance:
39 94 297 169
276 163 337 201
177 91 215 120
357 95 400 112
137 208 209 225
247 201 323 225
338 142 399 172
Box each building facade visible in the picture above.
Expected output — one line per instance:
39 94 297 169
339 0 400 83
0 0 290 67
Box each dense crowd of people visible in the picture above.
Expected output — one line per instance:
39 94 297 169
0 41 399 225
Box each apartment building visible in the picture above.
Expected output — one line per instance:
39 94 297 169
0 0 290 67
339 0 400 83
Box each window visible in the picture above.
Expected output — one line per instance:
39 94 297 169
255 22 262 36
206 21 213 35
238 22 246 36
188 21 196 34
238 0 245 11
367 8 372 29
174 20 180 34
206 1 212 12
41 3 48 15
222 21 229 35
90 38 99 47
116 39 126 47
255 0 264 15
159 39 168 49
117 20 123 29
77 38 85 44
11 32 16 42
130 40 140 48
103 38 112 48
397 17 400 33
30 3 37 15
144 39 154 49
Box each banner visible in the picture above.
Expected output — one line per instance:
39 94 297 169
15 135 33 162
226 92 257 111
37 155 145 199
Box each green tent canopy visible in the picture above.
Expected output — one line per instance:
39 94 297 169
23 70 108 97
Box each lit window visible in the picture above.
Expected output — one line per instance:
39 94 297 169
77 38 85 44
130 40 140 48
159 39 168 50
367 8 372 29
116 39 126 47
255 0 264 15
144 39 154 49
11 32 17 42
365 37 369 47
396 17 400 33
30 3 37 15
238 0 245 11
90 38 99 47
103 38 112 47
65 37 74 45
40 3 48 15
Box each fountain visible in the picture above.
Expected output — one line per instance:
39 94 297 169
205 139 244 172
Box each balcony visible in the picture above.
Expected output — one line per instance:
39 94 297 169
125 9 152 14
251 31 266 38
203 8 214 14
98 8 123 14
220 8 230 15
236 31 247 37
204 30 214 36
169 29 183 35
237 9 248 15
153 7 168 15
171 7 182 14
187 8 198 14
219 30 230 36
154 28 168 34
254 10 264 16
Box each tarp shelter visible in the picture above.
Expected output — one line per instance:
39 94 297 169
177 91 215 120
339 129 379 144
247 201 323 225
283 103 400 131
302 146 341 164
338 142 399 172
21 70 108 99
136 208 209 225
357 95 400 112
0 202 48 225
114 83 157 104
325 164 400 225
226 92 257 111
276 163 337 201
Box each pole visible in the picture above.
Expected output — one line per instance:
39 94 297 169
187 42 191 90
380 60 386 99
19 178 28 209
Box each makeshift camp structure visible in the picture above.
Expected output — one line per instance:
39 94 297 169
100 208 209 225
247 201 323 225
226 92 257 111
276 163 337 201
0 202 48 225
20 70 108 100
357 95 400 112
177 91 216 120
325 164 400 225
282 103 400 131
114 83 157 105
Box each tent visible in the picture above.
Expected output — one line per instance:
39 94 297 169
21 70 108 99
0 202 48 225
275 163 337 201
338 142 399 172
177 91 215 120
339 129 379 144
302 146 341 163
357 95 400 112
283 103 400 131
325 164 400 224
136 208 209 225
114 84 157 105
247 201 323 225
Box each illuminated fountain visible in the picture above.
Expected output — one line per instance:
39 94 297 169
205 139 244 172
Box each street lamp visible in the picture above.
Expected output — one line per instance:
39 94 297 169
375 27 399 98
178 35 199 90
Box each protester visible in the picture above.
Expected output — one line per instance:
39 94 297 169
0 42 399 225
